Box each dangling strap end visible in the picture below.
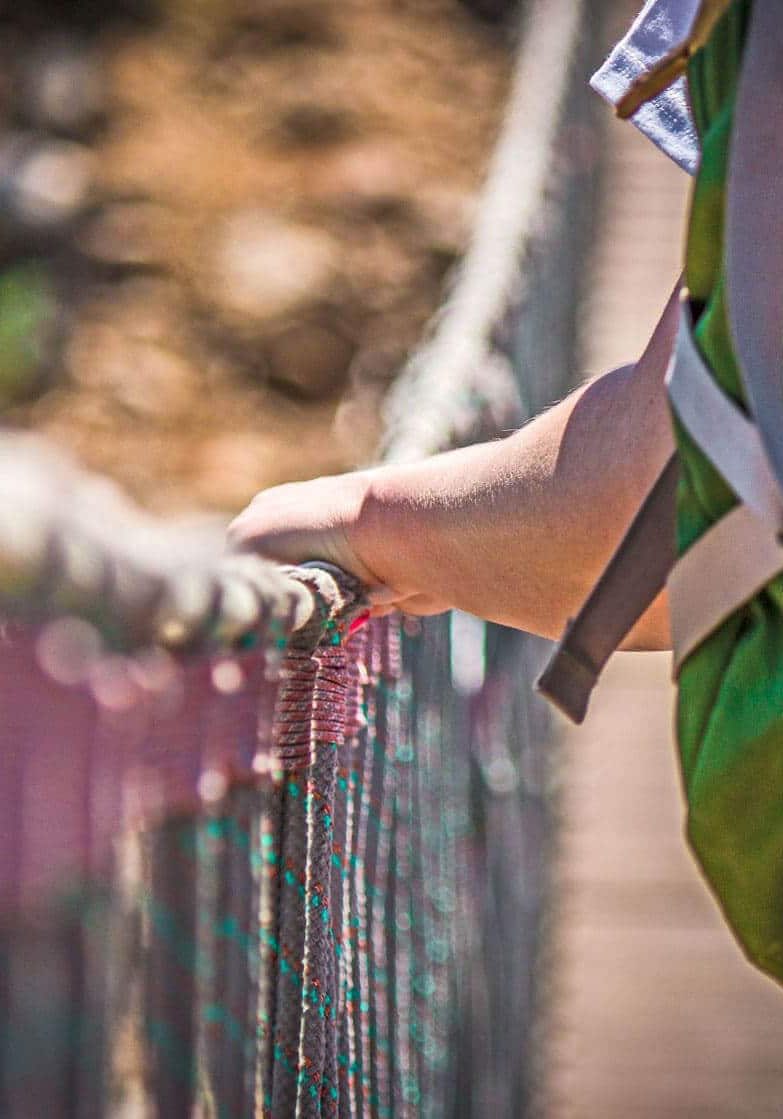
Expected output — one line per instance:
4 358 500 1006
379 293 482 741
536 632 598 725
537 453 680 726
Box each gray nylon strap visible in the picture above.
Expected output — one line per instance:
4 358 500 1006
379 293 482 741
726 0 783 496
669 502 783 676
537 453 679 724
536 281 683 724
666 300 783 528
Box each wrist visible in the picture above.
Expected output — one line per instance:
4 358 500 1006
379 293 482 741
350 464 428 598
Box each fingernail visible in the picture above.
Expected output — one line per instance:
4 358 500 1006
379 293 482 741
368 604 396 619
348 610 371 636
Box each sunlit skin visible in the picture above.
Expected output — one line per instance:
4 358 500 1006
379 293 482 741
229 283 679 651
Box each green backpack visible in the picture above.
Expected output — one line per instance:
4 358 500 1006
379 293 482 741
540 0 783 985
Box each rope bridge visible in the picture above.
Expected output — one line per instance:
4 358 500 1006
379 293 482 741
0 1 598 1114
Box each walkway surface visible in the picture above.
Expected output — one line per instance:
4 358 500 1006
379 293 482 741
544 19 783 1116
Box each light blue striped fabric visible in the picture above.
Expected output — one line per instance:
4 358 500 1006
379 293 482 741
591 0 702 175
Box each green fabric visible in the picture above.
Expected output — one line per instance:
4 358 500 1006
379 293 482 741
675 0 783 982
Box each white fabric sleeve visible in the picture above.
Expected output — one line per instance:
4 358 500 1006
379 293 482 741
591 0 702 175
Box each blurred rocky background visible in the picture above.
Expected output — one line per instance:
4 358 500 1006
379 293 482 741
0 0 514 512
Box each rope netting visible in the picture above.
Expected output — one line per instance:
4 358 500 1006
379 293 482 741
0 0 600 1114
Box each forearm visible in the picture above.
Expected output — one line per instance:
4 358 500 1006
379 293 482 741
230 283 679 649
358 359 674 640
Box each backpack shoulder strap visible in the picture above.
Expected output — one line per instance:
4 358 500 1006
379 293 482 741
541 0 783 722
726 0 783 495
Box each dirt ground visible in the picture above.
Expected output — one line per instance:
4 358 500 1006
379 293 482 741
0 0 512 513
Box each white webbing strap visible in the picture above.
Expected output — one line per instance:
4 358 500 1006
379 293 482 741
662 302 783 671
669 502 783 676
666 301 783 670
666 300 783 529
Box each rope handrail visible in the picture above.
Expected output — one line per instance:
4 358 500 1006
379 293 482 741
0 432 359 651
381 0 584 461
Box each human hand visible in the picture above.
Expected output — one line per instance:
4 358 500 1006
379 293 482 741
227 469 451 619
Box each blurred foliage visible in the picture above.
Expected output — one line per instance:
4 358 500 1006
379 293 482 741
0 263 54 407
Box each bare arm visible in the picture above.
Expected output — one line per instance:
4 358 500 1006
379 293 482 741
229 285 679 649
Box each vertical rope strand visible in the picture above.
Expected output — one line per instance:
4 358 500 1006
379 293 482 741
296 637 348 1119
270 633 319 1118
